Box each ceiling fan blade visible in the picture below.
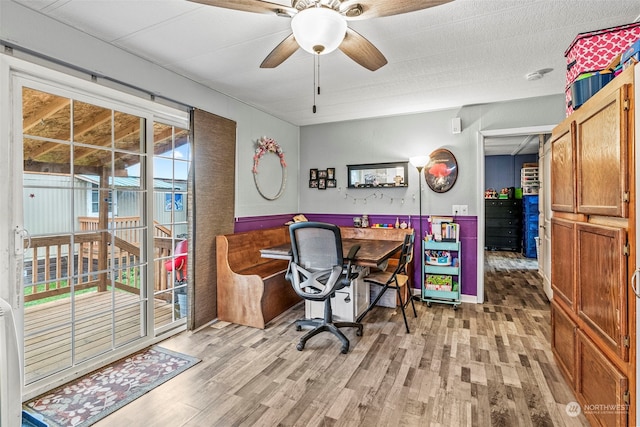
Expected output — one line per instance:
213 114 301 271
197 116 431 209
342 0 453 20
339 28 387 71
188 0 296 16
260 34 299 68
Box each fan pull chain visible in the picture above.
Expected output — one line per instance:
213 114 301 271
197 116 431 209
317 54 321 96
312 55 318 113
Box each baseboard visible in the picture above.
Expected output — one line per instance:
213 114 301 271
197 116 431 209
411 288 478 304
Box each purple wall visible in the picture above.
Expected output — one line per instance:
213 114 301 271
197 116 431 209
235 213 478 298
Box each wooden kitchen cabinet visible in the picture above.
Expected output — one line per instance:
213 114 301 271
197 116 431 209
550 122 575 213
551 299 577 388
577 330 629 427
575 85 630 218
550 64 635 425
551 217 576 309
576 222 628 361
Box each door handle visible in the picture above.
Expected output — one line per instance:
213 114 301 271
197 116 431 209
15 226 31 254
632 268 640 298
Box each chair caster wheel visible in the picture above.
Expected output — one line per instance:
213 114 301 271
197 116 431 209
295 325 302 331
453 305 458 311
341 345 349 354
296 342 304 351
356 328 363 337
426 301 432 307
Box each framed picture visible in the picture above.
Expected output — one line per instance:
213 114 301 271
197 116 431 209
309 180 318 188
424 148 458 193
309 168 318 180
318 178 326 189
327 168 335 180
318 170 328 179
327 179 336 188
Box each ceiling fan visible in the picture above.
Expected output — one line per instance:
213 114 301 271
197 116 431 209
189 0 453 71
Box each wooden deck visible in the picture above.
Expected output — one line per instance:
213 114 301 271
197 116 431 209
24 291 174 384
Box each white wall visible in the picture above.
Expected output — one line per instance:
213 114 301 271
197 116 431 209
299 95 565 216
0 0 299 219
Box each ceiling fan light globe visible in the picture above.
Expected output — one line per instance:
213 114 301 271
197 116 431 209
291 7 347 55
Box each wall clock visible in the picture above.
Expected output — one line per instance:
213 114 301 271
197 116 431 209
424 148 458 193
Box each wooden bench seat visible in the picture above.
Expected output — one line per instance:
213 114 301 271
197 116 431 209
216 226 301 329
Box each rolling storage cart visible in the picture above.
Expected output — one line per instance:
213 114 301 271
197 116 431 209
422 240 461 309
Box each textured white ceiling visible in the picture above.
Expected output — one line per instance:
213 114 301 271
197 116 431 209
12 0 640 133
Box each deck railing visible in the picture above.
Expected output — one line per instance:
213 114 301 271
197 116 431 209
24 219 179 303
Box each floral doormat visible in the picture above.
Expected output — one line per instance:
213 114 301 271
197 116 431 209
24 346 200 427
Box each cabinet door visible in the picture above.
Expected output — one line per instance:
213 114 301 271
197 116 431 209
551 218 576 309
577 330 628 427
551 300 577 388
576 222 628 361
551 122 575 212
576 85 630 217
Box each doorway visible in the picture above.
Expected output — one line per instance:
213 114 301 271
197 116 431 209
478 126 554 302
11 68 190 399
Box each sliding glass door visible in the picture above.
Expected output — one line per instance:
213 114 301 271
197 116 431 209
14 73 189 395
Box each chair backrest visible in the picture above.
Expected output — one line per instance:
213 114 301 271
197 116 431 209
165 239 188 273
290 222 343 271
288 222 346 300
395 232 415 276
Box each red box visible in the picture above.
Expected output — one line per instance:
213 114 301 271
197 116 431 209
564 22 640 116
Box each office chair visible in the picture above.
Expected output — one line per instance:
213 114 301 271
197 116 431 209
359 232 417 333
288 222 363 354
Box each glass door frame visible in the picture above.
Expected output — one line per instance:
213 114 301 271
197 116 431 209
2 55 189 400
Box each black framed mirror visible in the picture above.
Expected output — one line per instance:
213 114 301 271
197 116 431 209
347 161 409 188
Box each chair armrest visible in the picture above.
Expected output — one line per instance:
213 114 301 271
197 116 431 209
343 244 361 283
345 244 361 261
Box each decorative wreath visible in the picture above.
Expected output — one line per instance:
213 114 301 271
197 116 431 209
252 136 287 200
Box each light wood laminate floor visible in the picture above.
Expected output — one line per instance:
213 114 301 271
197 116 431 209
94 251 588 426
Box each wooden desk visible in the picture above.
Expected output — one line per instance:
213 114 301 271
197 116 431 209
260 238 403 322
260 238 403 267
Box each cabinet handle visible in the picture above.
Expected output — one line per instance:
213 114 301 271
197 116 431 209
632 269 640 298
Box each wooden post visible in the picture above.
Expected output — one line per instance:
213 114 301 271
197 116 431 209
98 168 109 292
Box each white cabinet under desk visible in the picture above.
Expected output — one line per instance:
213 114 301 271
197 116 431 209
305 267 370 322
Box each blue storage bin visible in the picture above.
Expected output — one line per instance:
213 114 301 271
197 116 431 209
570 71 615 109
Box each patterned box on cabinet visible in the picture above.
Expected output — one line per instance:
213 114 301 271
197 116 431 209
564 22 640 116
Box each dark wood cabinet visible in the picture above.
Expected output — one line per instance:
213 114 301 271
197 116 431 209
485 199 521 251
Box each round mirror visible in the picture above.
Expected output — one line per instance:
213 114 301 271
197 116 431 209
424 148 458 193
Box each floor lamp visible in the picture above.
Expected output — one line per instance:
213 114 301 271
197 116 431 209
409 155 430 240
409 155 430 301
